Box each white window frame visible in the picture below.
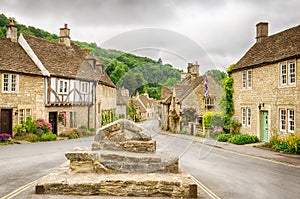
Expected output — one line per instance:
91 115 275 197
280 63 287 85
279 109 286 132
58 80 68 94
242 71 246 89
242 108 246 126
18 108 32 124
288 109 295 133
242 70 252 90
247 108 251 126
242 107 251 126
280 61 296 86
2 74 18 93
247 70 252 88
288 62 295 85
81 82 88 94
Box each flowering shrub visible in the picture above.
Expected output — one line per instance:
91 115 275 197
270 132 300 154
13 117 55 142
36 118 52 134
58 112 66 122
0 133 12 141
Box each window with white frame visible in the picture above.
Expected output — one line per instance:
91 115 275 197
280 108 295 133
58 80 68 94
279 109 286 132
280 61 296 86
242 71 246 89
18 109 32 123
280 64 287 85
288 62 295 84
242 107 251 126
247 108 251 126
2 74 18 92
81 82 88 94
288 109 295 133
247 70 252 88
70 111 77 128
242 70 252 89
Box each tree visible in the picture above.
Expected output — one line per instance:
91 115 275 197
209 69 227 84
164 77 179 87
127 99 137 121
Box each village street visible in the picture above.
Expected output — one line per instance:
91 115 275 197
0 120 300 199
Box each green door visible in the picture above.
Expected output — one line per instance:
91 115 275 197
260 111 268 142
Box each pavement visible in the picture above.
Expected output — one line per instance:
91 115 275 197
159 131 300 168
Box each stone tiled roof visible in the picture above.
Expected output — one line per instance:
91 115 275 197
161 75 204 104
139 95 154 107
234 25 300 71
23 34 101 81
133 98 146 113
0 37 43 75
99 72 116 88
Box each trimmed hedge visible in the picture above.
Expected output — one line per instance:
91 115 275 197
229 134 259 145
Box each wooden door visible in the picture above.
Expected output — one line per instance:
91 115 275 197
0 109 12 135
49 112 57 134
260 111 268 142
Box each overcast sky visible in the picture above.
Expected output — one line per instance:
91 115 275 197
1 0 300 72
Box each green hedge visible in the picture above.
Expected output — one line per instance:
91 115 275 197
229 134 259 145
217 134 232 142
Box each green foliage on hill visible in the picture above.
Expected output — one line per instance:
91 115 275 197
76 43 181 99
0 13 181 99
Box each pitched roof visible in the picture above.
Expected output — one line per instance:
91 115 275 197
0 37 43 75
99 72 116 88
22 34 101 80
162 75 204 104
132 98 146 113
234 25 300 71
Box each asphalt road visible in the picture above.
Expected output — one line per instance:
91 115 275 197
0 120 300 198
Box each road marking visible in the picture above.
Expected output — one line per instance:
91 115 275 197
1 179 39 199
189 174 221 199
209 146 300 169
154 129 300 169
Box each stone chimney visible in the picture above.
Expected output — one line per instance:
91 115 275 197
187 61 199 78
256 22 268 43
6 17 18 42
59 23 71 47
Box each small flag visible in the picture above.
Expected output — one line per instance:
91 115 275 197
204 75 209 98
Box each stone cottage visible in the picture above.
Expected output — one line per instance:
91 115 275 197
232 22 300 141
131 92 158 121
160 62 223 133
0 18 116 136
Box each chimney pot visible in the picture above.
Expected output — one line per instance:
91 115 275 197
64 23 68 28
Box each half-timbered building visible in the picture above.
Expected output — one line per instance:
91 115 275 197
0 18 116 136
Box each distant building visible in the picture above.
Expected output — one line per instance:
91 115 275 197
131 92 158 121
160 62 222 133
232 22 300 141
0 18 116 136
116 87 130 118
